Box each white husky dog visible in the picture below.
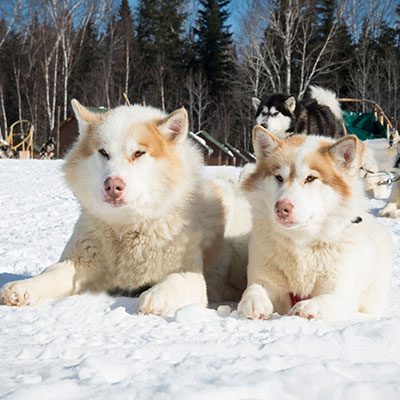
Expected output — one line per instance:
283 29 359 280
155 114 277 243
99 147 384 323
379 179 400 218
0 101 250 315
238 126 392 322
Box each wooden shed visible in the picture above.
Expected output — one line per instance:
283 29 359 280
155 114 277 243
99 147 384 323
224 143 251 167
188 131 212 161
50 116 78 158
194 131 235 166
241 149 256 163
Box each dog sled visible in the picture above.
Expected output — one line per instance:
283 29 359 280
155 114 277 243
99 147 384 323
339 98 399 198
5 120 34 159
339 98 394 140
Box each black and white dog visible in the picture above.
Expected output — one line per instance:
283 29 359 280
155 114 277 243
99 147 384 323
40 137 56 159
0 141 17 159
252 86 344 139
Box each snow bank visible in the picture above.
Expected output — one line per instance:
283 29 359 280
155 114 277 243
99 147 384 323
1 159 400 400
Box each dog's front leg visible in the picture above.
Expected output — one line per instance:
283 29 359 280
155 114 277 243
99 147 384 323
379 181 400 218
379 201 400 218
138 271 207 317
0 261 78 306
289 293 356 322
237 283 277 320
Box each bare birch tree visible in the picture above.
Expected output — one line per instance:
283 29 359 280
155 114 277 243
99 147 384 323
237 0 352 99
185 69 212 132
296 0 350 98
348 0 396 111
0 0 23 140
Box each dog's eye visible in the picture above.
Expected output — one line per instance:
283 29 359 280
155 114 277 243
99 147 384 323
275 175 284 183
99 149 109 159
132 150 145 159
272 112 279 117
305 175 317 183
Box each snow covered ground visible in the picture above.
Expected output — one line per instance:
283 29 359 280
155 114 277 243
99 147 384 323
1 159 400 400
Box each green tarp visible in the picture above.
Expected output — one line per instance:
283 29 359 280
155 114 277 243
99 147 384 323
342 110 387 141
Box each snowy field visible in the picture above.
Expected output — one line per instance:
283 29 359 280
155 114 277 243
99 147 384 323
1 159 400 400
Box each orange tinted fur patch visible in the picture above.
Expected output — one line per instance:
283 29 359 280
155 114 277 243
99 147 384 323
359 141 367 164
127 122 169 161
242 162 268 192
244 135 351 197
75 113 106 158
127 122 183 185
75 123 101 158
242 158 282 192
307 144 351 198
243 137 307 191
284 135 307 148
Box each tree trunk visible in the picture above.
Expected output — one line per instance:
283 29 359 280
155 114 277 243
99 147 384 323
0 84 8 141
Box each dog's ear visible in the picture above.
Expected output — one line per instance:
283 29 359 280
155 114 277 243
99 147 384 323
71 99 99 135
157 108 188 144
284 96 296 114
253 125 281 159
329 135 361 175
252 97 261 111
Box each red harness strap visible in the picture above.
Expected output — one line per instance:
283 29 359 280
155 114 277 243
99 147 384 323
289 293 311 307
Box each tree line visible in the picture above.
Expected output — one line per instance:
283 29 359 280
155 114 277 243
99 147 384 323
0 0 399 152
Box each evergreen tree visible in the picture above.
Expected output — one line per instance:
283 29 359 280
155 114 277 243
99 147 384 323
194 0 234 97
135 0 187 109
330 21 353 97
136 0 186 68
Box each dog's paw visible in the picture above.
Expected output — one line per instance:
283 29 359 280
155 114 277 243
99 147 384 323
0 280 38 306
138 285 184 317
289 297 344 321
238 293 273 320
379 208 400 219
289 299 321 320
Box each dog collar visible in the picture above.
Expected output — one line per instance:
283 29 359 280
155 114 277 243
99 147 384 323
290 293 311 307
351 216 363 224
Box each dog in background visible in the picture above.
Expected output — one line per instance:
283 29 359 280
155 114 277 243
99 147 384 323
0 101 251 315
379 175 400 218
40 137 56 159
238 126 392 322
0 141 17 159
252 86 344 139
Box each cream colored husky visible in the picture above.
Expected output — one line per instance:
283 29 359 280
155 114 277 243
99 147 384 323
238 127 392 322
0 101 250 315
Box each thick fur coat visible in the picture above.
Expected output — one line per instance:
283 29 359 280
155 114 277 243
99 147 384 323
238 127 392 321
1 102 250 315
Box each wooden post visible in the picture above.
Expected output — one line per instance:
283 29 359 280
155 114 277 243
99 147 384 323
123 92 131 106
57 106 60 159
29 125 33 158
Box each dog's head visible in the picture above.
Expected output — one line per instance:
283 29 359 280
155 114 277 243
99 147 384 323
243 126 364 240
45 137 55 152
63 100 193 224
0 144 8 158
40 137 56 158
0 142 16 159
252 94 296 139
